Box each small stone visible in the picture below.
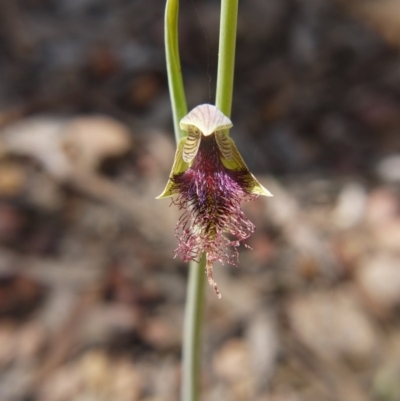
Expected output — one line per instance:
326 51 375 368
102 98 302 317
331 182 367 229
376 154 400 182
0 163 26 197
140 314 181 350
287 287 379 362
366 188 398 226
213 338 251 382
62 116 131 171
356 254 400 311
373 219 400 252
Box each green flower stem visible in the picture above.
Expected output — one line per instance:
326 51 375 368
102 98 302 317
215 0 239 121
165 0 187 142
181 256 206 401
164 1 206 400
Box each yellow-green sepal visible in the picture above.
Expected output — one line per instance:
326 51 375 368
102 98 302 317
156 137 190 199
220 136 273 197
251 176 273 197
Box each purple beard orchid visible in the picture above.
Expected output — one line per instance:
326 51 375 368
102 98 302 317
157 104 272 298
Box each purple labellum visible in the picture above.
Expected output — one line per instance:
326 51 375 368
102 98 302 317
157 104 272 298
172 134 256 298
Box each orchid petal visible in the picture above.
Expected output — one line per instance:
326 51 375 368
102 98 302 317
180 104 232 136
220 135 273 196
156 137 189 199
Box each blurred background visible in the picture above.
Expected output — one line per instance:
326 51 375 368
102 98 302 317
0 0 400 400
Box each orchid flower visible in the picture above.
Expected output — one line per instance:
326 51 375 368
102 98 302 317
158 104 272 298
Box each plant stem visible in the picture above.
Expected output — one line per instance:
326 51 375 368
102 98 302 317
165 0 187 142
181 256 206 401
216 0 239 120
164 1 206 400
